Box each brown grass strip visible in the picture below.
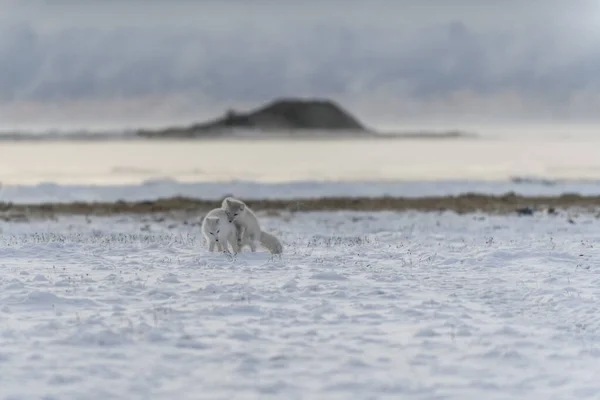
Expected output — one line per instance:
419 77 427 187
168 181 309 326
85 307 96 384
0 192 599 220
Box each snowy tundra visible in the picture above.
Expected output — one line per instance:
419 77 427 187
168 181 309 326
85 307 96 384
0 209 599 399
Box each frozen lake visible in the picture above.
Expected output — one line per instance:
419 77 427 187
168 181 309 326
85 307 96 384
0 137 599 186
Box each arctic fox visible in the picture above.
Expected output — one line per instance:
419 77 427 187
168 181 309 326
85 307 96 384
221 197 283 254
201 208 240 254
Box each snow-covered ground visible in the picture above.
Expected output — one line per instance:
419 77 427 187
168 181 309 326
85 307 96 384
2 178 600 204
1 210 599 399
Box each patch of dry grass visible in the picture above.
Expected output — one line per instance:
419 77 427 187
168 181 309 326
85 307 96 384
0 193 599 221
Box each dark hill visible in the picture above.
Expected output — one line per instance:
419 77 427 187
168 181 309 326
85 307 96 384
137 98 371 138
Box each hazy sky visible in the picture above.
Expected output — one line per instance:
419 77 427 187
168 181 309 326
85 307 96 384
1 0 600 130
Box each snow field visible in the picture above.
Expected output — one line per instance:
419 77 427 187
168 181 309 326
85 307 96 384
0 210 599 399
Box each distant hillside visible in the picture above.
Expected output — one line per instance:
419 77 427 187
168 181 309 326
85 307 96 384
134 97 478 140
137 98 373 138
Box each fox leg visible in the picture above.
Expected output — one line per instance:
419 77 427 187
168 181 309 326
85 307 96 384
221 240 231 254
216 241 223 252
208 240 216 252
229 234 240 253
236 225 245 249
249 233 257 252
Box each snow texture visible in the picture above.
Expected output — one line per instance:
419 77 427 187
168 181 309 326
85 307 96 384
1 210 599 399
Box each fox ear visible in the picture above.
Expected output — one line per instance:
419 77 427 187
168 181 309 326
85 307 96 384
225 199 230 205
239 204 245 211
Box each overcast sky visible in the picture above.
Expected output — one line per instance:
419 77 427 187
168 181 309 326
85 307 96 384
1 0 600 130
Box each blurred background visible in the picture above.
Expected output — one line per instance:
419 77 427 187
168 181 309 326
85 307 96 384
0 0 599 198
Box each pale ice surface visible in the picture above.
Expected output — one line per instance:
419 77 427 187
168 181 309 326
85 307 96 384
2 179 600 204
1 138 600 186
1 210 600 399
1 138 600 204
0 137 600 204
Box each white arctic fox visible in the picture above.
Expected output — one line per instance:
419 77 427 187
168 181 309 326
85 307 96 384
201 208 240 254
221 197 283 254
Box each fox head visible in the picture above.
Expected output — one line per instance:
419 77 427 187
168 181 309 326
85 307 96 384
222 198 245 223
203 217 222 241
